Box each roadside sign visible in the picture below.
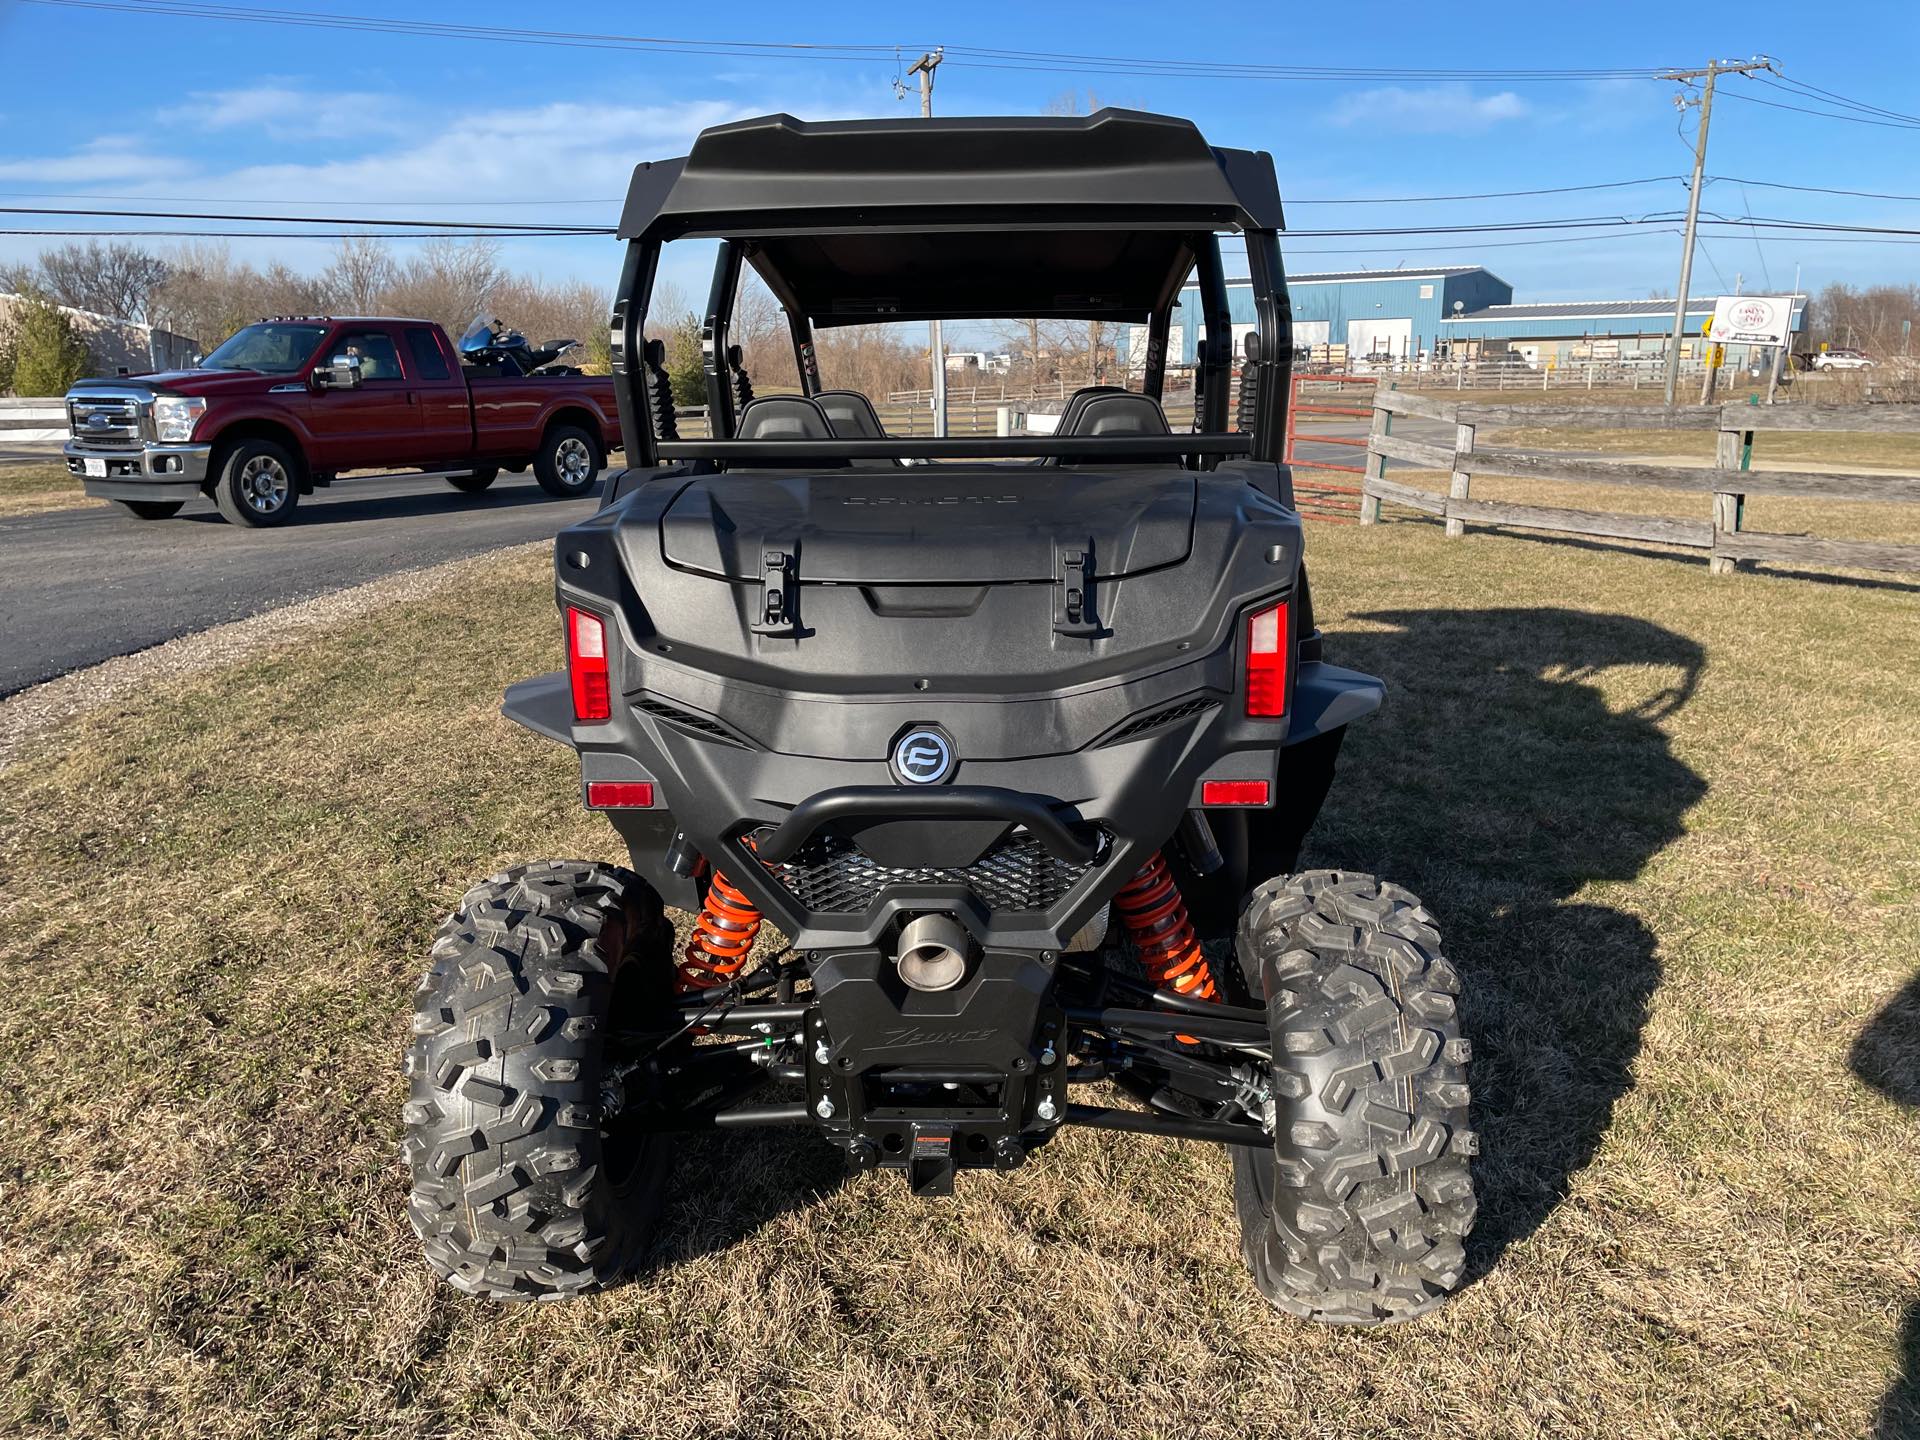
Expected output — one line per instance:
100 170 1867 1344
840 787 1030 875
1702 317 1712 336
1710 295 1794 348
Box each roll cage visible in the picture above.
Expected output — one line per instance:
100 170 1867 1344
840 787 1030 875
608 108 1295 470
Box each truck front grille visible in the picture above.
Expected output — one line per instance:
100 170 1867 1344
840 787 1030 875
761 830 1096 915
67 395 145 449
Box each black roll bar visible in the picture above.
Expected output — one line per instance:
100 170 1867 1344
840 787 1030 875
753 785 1100 867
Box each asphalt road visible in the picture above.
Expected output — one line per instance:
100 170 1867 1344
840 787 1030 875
0 470 601 696
0 413 1442 697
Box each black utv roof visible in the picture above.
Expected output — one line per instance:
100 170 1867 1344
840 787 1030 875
619 109 1284 327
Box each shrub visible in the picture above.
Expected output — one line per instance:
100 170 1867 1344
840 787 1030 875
8 291 93 395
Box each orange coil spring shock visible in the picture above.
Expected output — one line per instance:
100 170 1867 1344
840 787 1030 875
1112 849 1218 1003
679 869 764 991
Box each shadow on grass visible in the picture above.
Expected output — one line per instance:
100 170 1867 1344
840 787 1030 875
1853 974 1920 1437
1320 607 1708 1284
639 1112 844 1274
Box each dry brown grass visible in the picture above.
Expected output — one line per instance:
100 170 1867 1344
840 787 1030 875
0 533 1916 1439
0 461 95 519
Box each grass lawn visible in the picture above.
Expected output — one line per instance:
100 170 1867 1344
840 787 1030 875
0 529 1915 1439
0 461 94 519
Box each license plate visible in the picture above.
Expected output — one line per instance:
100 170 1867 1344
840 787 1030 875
82 457 107 478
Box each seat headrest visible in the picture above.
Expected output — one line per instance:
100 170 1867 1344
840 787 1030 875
726 343 744 368
1071 392 1172 438
644 337 666 366
814 390 885 439
736 395 836 442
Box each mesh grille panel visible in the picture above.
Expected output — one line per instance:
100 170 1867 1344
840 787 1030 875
764 830 1093 914
634 694 745 746
1100 695 1220 745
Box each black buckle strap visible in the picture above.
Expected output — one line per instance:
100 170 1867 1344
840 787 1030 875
752 547 796 635
1055 542 1098 637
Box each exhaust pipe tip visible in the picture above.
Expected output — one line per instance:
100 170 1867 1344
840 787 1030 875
895 913 973 992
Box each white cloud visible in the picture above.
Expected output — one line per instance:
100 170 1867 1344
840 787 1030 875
156 84 417 140
0 136 194 183
1327 86 1530 134
0 88 847 282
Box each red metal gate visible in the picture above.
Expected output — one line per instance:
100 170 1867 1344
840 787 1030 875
1282 373 1373 523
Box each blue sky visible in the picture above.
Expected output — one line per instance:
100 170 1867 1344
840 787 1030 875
1 0 1917 309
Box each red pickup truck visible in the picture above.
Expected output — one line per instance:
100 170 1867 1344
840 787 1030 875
63 316 622 526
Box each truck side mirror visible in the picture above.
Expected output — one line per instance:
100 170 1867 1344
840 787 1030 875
314 355 363 391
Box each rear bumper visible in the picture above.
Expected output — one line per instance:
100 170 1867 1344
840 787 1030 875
67 440 212 498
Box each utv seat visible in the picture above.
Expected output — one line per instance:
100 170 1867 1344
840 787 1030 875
731 395 848 468
815 389 903 468
1057 390 1181 467
1039 385 1128 465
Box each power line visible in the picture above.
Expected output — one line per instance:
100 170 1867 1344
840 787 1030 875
0 190 622 208
20 1 1679 81
11 203 1920 240
1286 176 1685 204
1709 175 1920 202
0 228 596 238
1758 73 1920 126
1721 82 1920 130
0 204 605 233
18 1 927 60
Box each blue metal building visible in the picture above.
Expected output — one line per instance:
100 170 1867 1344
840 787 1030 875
1439 296 1806 368
1132 266 1805 370
1150 266 1514 366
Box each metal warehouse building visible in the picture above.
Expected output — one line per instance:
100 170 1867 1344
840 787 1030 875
1137 267 1805 370
1439 295 1805 369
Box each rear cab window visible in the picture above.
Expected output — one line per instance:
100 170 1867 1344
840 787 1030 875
404 327 452 381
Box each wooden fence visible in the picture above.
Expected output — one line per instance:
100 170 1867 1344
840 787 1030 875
1360 390 1920 576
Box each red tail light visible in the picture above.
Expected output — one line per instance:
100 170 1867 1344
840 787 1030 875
1245 600 1290 717
566 606 611 722
586 781 653 808
1202 779 1270 806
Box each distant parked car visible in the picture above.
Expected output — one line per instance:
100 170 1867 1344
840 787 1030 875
1811 348 1876 371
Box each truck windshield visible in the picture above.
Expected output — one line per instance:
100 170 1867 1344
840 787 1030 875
200 323 331 374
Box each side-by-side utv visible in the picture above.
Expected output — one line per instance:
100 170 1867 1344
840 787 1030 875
402 109 1476 1325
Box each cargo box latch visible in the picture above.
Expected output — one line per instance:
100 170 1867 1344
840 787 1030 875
752 547 798 636
1054 544 1099 637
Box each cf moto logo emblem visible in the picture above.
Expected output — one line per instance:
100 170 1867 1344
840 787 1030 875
891 727 955 786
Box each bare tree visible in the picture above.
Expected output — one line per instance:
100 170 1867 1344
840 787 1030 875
6 241 171 322
378 237 505 336
1811 281 1920 355
320 237 397 315
148 243 324 350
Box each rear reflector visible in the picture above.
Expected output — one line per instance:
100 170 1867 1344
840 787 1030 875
587 781 654 808
1202 779 1270 806
1245 599 1290 717
566 606 611 723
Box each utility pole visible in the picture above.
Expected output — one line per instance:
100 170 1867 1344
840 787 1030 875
904 48 946 437
1660 56 1775 405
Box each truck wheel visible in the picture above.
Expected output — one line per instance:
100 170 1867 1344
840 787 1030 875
210 438 301 527
115 499 183 520
446 467 499 493
404 860 678 1301
533 424 602 498
1231 870 1476 1325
